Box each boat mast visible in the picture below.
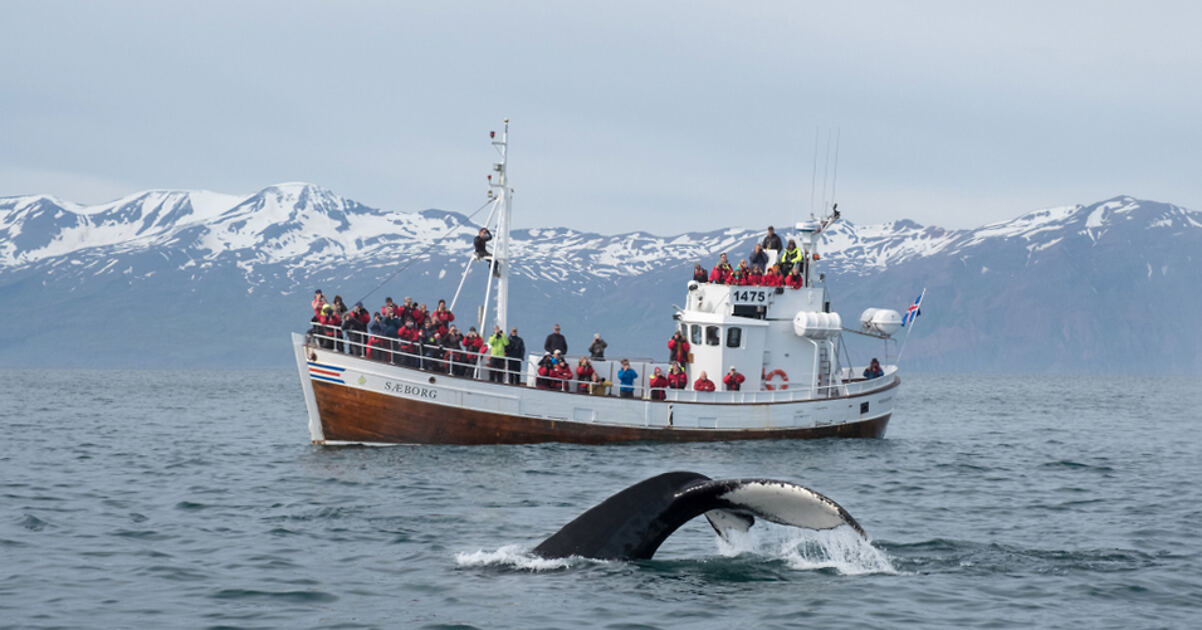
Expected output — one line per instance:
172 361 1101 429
491 119 512 333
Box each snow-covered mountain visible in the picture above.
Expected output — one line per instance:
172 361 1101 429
1 184 1199 371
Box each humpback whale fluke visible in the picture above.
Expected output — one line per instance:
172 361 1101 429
532 471 866 560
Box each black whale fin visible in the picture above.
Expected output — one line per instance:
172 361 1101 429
532 471 865 561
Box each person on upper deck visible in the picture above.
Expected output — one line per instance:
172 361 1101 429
668 330 690 364
762 264 784 287
367 312 388 362
616 359 638 399
667 362 688 389
588 333 607 360
785 265 805 289
693 371 716 392
380 297 396 317
723 366 745 391
649 367 668 401
762 225 782 252
709 253 733 284
397 318 421 367
779 239 802 275
332 295 348 316
692 264 708 284
747 265 764 286
863 358 884 380
544 324 568 355
420 319 444 371
312 290 326 315
505 327 525 385
750 243 769 271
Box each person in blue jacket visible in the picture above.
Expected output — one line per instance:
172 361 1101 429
863 358 884 379
616 359 638 399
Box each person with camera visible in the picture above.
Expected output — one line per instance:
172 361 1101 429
505 327 526 385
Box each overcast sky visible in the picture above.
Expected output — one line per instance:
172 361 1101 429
2 1 1199 234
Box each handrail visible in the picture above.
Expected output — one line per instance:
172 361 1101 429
304 322 896 402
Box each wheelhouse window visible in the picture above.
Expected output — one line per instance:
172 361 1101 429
690 324 701 344
706 325 720 346
726 326 742 348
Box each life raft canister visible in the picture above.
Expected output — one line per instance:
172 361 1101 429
762 368 789 390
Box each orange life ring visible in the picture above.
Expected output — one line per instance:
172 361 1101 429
763 369 789 390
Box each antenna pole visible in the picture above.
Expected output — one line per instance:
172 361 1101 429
492 118 512 334
809 128 819 216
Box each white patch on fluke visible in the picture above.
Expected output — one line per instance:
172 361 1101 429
717 481 851 532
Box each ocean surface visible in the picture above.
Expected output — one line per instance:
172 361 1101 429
1 370 1199 629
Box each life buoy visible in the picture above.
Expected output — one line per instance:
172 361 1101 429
762 368 789 390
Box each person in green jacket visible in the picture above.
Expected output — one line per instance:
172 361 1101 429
779 239 803 275
487 325 509 383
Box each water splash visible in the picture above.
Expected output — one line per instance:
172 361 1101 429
715 525 897 575
455 544 588 572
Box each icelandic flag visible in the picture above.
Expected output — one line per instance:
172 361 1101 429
901 293 923 326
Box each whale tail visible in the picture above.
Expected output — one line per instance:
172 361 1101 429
532 471 865 561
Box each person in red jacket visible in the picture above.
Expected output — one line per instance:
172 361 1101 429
667 362 688 389
723 366 745 391
648 367 669 400
552 356 573 392
379 296 396 317
693 371 716 392
461 327 485 373
692 264 708 283
785 266 804 289
747 265 764 286
575 357 595 393
762 264 784 287
729 267 748 286
433 299 455 335
396 318 421 367
668 330 690 364
709 253 733 284
319 304 342 351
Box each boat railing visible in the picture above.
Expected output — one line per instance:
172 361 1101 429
304 323 896 402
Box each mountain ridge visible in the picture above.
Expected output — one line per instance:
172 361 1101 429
1 186 1198 372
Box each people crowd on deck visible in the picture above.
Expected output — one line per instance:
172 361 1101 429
694 225 811 288
306 226 879 398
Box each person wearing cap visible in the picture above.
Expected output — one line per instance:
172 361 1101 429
552 355 573 392
667 362 688 389
505 327 526 385
544 324 568 355
588 333 607 360
318 304 342 351
723 366 745 391
648 367 668 401
536 353 554 389
616 359 638 399
693 371 716 392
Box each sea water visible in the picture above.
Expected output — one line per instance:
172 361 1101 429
1 370 1199 629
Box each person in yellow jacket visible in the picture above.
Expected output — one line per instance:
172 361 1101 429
779 239 804 275
487 325 508 383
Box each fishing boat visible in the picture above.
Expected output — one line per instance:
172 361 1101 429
292 121 904 445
